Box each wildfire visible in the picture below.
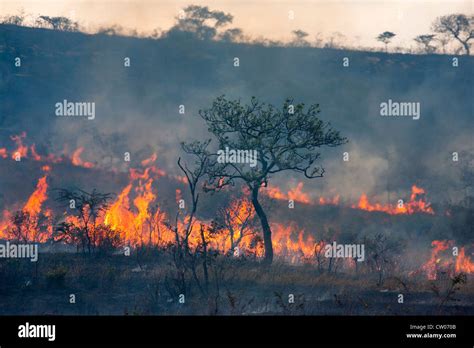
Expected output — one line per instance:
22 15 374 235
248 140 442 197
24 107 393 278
456 247 474 274
23 175 48 216
0 132 94 168
420 240 474 280
264 181 433 215
352 185 434 215
0 133 454 268
318 195 340 205
264 182 311 204
0 167 51 242
71 147 95 168
0 156 470 273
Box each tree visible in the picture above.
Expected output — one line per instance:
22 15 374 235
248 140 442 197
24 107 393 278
364 232 403 286
435 34 452 54
8 210 50 243
1 13 25 26
291 29 310 47
163 140 214 297
185 96 347 264
54 188 114 253
414 34 436 53
432 14 473 55
219 28 244 42
166 5 234 40
376 31 396 52
37 16 78 31
214 195 256 254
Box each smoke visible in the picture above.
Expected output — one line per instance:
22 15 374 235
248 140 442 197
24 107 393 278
1 25 473 205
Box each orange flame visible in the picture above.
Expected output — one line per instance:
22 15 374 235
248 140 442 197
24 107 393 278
420 240 474 279
0 169 51 242
353 185 434 215
71 147 94 168
0 148 8 159
456 247 474 274
10 132 28 160
265 182 310 204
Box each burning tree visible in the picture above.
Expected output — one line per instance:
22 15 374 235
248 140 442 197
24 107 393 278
8 210 51 243
185 96 347 264
54 188 115 254
213 195 257 255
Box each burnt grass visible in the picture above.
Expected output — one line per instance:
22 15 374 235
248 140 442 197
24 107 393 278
0 251 473 315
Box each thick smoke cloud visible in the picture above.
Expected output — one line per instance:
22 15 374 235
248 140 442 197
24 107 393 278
1 26 473 204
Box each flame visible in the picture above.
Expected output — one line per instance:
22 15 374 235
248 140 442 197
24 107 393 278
0 133 99 169
421 240 451 280
352 185 434 215
23 175 48 216
319 195 340 205
287 183 311 204
265 182 310 204
456 247 474 274
104 164 161 245
420 240 474 279
141 153 157 167
0 134 451 268
30 144 42 161
263 182 433 214
0 134 434 216
10 132 28 160
71 147 94 168
0 148 8 159
0 169 51 242
272 223 321 262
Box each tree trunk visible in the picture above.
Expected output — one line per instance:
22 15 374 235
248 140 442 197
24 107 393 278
454 36 471 55
251 186 273 264
463 42 470 55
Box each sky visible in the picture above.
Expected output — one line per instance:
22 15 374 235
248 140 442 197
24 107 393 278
1 0 472 48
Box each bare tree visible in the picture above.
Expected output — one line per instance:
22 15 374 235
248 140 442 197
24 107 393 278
432 14 473 55
163 140 216 298
364 232 403 286
376 31 396 52
214 196 256 254
185 96 347 264
414 34 437 53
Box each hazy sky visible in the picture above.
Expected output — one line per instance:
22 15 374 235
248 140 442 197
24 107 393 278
1 0 472 47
